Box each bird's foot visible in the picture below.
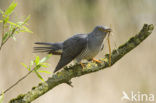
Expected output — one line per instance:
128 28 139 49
80 62 85 69
92 58 102 63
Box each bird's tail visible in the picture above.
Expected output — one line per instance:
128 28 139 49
34 42 63 55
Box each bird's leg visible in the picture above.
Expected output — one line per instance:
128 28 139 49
80 62 85 69
92 58 102 63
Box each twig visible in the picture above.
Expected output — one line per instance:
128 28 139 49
0 27 18 51
2 21 4 39
0 67 35 96
0 21 5 50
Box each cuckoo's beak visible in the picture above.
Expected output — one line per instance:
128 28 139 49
105 28 112 32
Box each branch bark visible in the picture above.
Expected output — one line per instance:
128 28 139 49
9 24 154 103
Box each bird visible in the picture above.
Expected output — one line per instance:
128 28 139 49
34 26 112 73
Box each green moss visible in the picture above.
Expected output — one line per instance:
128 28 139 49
10 94 25 103
128 43 135 48
148 24 154 30
32 87 36 90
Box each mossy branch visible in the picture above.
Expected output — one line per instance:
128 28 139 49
9 24 154 103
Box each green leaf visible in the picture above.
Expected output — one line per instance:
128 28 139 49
21 63 28 69
8 21 33 34
40 54 52 63
9 25 17 41
2 32 9 43
34 70 44 82
15 15 30 26
0 92 4 103
27 60 34 71
22 26 33 33
8 24 13 32
3 16 9 24
8 21 19 27
35 56 40 65
40 63 50 68
34 64 41 71
0 20 2 23
38 70 51 74
40 63 48 68
15 30 20 34
23 15 31 24
4 1 17 16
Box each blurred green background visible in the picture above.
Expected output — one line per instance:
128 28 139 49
0 0 156 103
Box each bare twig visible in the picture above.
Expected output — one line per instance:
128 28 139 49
0 21 5 50
0 67 35 96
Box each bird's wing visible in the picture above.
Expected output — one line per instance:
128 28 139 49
54 34 87 72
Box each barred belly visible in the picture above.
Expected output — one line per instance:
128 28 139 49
75 46 101 63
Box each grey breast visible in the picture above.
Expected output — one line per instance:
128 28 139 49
75 32 105 62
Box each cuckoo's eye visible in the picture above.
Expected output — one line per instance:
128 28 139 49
98 28 105 32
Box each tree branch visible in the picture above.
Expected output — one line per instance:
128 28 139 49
9 24 154 103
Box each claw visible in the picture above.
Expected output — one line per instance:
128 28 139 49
92 58 102 63
80 62 85 69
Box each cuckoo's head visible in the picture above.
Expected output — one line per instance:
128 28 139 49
93 25 112 36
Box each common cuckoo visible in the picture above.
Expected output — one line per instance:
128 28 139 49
34 26 111 73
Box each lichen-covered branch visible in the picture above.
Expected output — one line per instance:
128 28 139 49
9 24 154 103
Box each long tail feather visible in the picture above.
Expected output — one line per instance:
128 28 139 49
35 42 55 45
34 42 63 55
